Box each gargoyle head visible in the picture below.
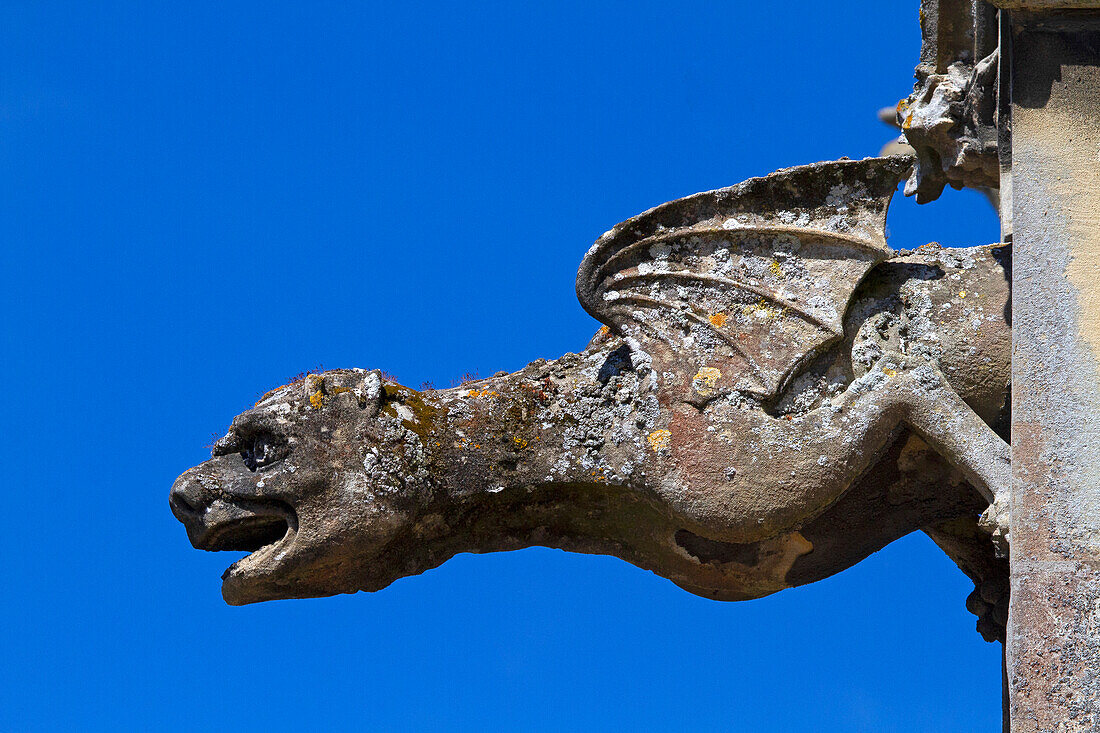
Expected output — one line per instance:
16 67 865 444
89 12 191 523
170 369 430 604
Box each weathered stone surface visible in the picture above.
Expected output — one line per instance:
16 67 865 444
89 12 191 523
1006 14 1100 730
991 1 1100 7
171 157 1011 640
899 0 1001 202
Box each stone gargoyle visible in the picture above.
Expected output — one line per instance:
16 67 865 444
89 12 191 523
171 156 1013 641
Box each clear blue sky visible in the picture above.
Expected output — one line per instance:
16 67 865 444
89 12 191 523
1 2 1002 730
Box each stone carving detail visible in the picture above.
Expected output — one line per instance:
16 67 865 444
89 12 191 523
897 0 1001 203
899 49 1000 203
171 157 1012 640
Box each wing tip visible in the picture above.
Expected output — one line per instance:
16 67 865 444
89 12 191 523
582 155 910 251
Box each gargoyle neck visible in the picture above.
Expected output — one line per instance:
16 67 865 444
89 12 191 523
406 341 658 533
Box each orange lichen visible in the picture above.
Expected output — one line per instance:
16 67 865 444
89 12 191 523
306 375 326 409
693 367 721 390
708 312 728 327
897 99 913 129
647 429 671 452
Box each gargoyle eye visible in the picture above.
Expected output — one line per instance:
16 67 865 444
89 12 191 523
239 432 286 472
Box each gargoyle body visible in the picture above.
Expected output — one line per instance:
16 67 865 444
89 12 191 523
171 157 1012 640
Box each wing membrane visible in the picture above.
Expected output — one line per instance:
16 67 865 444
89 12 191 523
576 157 911 398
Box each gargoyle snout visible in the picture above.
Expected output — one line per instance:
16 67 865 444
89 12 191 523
170 473 202 516
170 465 221 546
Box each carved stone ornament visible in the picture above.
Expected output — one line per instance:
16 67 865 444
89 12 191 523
172 156 1013 642
897 0 1001 203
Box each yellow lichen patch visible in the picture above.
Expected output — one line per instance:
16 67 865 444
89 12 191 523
769 260 783 277
466 388 499 399
647 429 671 452
708 312 728 327
693 366 722 390
512 436 528 450
742 297 783 320
898 98 914 129
883 368 897 378
309 390 324 409
958 290 967 299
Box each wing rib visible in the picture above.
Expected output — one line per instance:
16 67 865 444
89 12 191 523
591 224 887 285
608 271 837 333
611 293 772 392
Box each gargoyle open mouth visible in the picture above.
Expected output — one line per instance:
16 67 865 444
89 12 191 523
191 501 298 576
204 511 290 552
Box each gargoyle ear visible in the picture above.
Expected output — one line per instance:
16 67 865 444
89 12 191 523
317 369 386 415
360 369 385 416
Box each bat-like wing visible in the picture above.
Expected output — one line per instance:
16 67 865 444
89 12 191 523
576 157 911 399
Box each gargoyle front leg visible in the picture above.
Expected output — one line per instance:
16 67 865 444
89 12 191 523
828 352 1011 549
875 354 1012 550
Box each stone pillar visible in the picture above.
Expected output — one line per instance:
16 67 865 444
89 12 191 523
996 5 1100 730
